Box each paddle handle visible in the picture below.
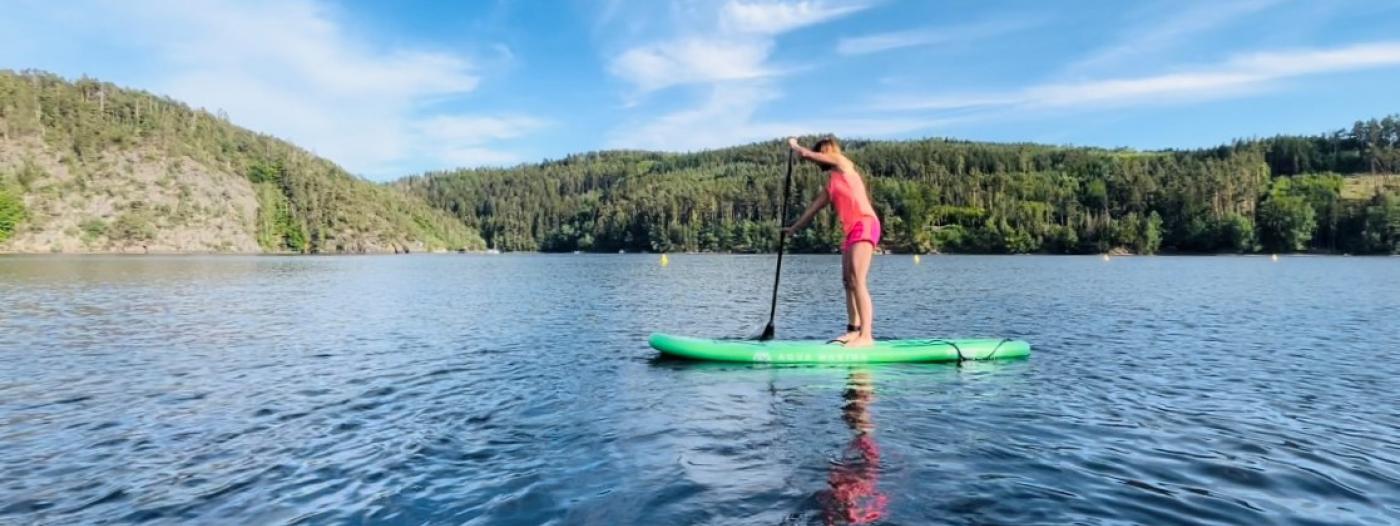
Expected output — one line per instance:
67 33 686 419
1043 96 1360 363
762 149 795 339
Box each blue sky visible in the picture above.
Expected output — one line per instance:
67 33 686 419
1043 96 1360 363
2 0 1399 180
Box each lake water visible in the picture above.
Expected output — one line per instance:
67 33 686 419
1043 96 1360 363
2 254 1398 525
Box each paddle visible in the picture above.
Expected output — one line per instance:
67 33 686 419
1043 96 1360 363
758 148 795 341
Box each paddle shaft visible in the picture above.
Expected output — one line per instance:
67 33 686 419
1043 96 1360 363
761 150 795 339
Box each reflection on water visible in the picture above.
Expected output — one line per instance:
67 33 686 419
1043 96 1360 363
2 254 1399 524
823 370 886 525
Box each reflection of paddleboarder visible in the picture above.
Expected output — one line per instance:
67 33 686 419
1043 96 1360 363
823 371 887 525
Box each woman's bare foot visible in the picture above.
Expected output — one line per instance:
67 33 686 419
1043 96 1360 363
830 329 860 344
843 336 875 348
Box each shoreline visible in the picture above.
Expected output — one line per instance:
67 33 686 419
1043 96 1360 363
2 250 1393 257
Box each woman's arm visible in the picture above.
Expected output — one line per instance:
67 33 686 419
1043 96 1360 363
789 137 840 167
784 190 829 234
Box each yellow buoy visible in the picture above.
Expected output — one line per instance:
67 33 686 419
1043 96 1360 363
660 253 669 267
913 254 921 265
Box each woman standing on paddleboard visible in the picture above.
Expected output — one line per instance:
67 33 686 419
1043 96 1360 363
784 136 880 347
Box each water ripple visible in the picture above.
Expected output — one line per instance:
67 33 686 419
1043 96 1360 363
1 255 1398 524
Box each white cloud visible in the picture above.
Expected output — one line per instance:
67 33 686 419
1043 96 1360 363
1231 42 1400 74
720 0 871 35
415 116 551 144
838 29 938 56
873 41 1400 111
409 116 550 168
609 82 932 151
609 83 779 149
603 0 890 149
1066 0 1282 74
607 0 868 95
0 0 543 178
871 93 1027 111
837 16 1044 56
610 39 776 93
1026 71 1266 107
432 147 530 168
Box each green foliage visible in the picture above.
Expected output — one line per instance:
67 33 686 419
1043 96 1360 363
109 210 156 243
79 218 107 242
1142 211 1163 255
930 225 967 252
1264 117 1400 174
247 160 283 184
397 122 1398 254
1083 179 1108 210
1273 174 1343 249
1111 211 1165 254
1257 194 1317 252
1218 213 1257 253
400 138 1266 254
1359 192 1400 254
15 158 46 190
0 188 25 242
255 182 306 252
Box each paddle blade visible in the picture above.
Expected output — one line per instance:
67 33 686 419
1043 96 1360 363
757 323 775 341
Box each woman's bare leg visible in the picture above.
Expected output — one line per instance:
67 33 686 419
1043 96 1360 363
833 250 860 343
846 242 875 348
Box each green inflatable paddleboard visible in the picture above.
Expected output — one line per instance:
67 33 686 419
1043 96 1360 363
649 333 1030 364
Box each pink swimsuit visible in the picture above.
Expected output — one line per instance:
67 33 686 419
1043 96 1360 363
828 170 881 252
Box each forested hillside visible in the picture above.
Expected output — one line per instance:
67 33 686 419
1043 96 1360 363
2 70 1394 256
0 71 483 253
401 121 1400 255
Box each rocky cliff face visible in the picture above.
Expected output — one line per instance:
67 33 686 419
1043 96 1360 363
1 138 261 253
0 71 483 254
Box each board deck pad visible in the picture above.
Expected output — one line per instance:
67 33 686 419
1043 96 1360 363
649 333 1030 364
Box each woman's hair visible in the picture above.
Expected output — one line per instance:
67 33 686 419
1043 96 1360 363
811 136 842 168
813 136 842 156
